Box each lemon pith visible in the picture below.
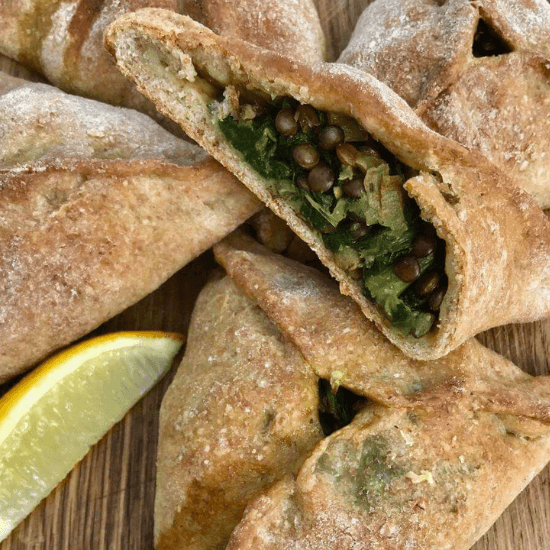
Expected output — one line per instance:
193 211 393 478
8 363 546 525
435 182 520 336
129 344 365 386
0 331 184 542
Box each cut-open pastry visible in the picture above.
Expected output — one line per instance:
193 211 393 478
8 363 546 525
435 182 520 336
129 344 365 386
0 72 260 384
339 0 550 208
105 10 550 360
156 231 550 550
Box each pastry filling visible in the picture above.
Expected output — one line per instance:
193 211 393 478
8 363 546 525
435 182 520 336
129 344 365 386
318 379 364 436
211 92 447 337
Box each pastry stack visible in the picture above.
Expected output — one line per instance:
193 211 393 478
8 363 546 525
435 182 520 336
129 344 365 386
1 1 550 548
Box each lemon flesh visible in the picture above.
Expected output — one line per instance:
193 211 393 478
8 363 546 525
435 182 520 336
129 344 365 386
0 332 183 542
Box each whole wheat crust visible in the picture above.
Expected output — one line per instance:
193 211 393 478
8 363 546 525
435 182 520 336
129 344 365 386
155 231 550 550
0 73 260 383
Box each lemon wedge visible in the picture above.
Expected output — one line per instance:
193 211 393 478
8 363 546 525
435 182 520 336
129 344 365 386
0 331 184 542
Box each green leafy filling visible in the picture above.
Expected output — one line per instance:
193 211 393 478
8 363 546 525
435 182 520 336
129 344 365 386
318 379 362 436
363 255 436 337
216 103 444 337
315 435 407 510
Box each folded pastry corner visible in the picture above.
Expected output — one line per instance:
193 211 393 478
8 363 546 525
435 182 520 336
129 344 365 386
105 9 550 360
0 72 261 384
339 0 550 208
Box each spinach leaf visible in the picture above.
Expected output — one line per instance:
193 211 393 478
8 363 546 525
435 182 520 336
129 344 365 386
218 114 295 181
322 222 372 252
358 226 416 271
363 255 435 336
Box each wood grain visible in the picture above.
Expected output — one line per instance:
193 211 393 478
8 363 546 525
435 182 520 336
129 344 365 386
1 1 550 549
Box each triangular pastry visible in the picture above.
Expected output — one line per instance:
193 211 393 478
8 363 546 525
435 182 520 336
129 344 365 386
0 72 260 383
154 273 323 549
155 231 550 550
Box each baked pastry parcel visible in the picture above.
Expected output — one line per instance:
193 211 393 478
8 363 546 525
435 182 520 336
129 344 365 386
0 72 260 384
154 272 324 550
338 0 550 208
0 0 325 117
155 231 550 550
105 10 550 360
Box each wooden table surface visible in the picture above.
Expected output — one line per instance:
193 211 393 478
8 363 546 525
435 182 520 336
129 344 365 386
1 1 550 549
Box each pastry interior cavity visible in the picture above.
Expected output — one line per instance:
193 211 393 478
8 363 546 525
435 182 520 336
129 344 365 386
209 89 447 338
318 378 365 436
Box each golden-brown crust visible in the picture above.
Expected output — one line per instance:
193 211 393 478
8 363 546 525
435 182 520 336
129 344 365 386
158 233 550 550
154 275 323 549
177 0 325 63
339 0 478 108
420 53 550 207
0 72 199 165
0 158 259 383
478 0 550 58
339 0 550 208
105 10 550 359
339 0 550 108
214 231 550 423
0 0 324 115
0 0 173 114
227 404 550 550
0 75 260 383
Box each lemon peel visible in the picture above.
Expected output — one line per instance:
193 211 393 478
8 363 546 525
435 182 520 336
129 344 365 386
0 331 184 542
